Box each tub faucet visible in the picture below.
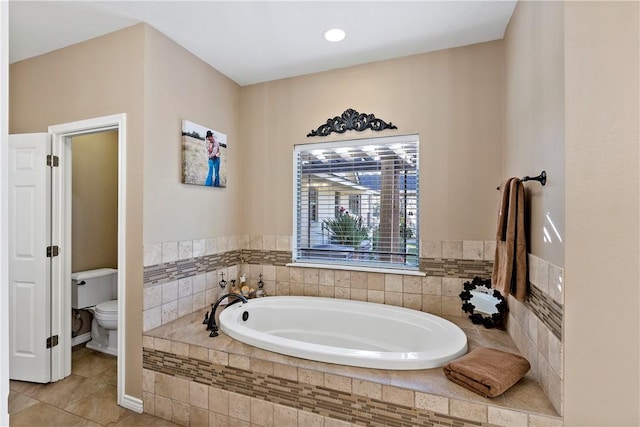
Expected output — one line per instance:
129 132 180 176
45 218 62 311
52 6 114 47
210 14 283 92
206 293 248 337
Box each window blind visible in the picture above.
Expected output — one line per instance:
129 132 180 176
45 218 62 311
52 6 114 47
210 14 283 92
294 135 419 269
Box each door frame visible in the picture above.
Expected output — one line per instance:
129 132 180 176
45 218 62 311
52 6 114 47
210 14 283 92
48 114 128 408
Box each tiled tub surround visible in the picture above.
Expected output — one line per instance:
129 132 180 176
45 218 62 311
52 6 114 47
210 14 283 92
143 237 564 418
142 311 561 427
505 255 564 416
142 237 500 333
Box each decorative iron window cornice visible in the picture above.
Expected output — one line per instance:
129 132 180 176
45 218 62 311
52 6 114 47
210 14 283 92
307 108 397 137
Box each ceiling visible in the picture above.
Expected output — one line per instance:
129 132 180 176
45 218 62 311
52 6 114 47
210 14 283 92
9 1 517 86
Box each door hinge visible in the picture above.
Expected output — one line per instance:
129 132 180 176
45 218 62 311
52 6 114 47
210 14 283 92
46 246 59 257
46 155 59 167
46 335 59 349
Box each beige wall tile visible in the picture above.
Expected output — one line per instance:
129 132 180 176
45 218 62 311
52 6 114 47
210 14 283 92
303 268 319 284
422 295 442 314
229 354 251 370
155 338 172 353
382 385 414 407
276 266 290 281
273 403 297 427
324 417 351 427
449 399 487 423
318 285 335 298
529 414 563 427
142 391 155 416
442 240 463 259
275 281 290 296
403 276 422 294
487 406 528 427
172 400 190 426
324 374 352 393
190 406 209 426
303 284 319 296
350 271 367 288
335 287 351 299
154 372 172 398
319 270 334 286
415 392 448 414
289 282 304 296
298 410 323 427
209 386 229 415
209 412 229 427
154 394 172 421
228 392 251 422
367 290 385 304
352 379 382 399
209 349 229 366
190 381 209 409
422 276 442 295
384 274 403 292
251 359 274 376
335 270 352 288
403 293 422 310
171 341 190 357
442 278 462 297
189 345 210 362
463 240 484 260
350 288 367 301
367 273 384 290
442 296 464 316
289 267 304 283
273 363 297 381
484 240 496 261
385 291 402 307
250 397 274 427
422 240 442 258
142 369 154 393
142 335 155 349
298 368 324 386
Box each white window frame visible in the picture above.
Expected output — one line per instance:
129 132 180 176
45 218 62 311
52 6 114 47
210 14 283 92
293 134 420 271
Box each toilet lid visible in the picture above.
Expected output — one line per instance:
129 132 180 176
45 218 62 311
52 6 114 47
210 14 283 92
95 299 118 314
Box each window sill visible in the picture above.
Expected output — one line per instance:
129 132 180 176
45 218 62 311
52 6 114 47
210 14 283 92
285 262 425 276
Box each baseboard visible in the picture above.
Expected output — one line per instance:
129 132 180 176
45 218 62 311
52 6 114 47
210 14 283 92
71 332 91 347
120 393 143 413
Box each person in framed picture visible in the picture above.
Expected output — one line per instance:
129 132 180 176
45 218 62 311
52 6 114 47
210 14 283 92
205 130 221 186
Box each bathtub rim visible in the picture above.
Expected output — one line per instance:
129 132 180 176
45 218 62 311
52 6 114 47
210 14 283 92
219 296 468 370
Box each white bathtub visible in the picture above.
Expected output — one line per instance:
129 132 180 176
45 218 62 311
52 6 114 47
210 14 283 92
219 296 468 370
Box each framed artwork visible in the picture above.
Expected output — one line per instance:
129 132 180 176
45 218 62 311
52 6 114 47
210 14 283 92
181 119 228 187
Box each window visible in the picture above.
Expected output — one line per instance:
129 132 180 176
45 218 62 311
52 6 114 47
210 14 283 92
294 135 419 269
309 188 318 222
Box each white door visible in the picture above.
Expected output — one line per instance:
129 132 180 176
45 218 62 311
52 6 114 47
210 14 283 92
8 133 52 383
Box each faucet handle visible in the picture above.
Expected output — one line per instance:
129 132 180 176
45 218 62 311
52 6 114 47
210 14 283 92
202 310 209 325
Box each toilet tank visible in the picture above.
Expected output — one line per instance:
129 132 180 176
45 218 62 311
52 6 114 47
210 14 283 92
71 268 117 309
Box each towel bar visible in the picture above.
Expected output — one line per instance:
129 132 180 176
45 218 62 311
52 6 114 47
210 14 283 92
496 170 546 190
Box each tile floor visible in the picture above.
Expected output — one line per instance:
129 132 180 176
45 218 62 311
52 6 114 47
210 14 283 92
8 345 179 427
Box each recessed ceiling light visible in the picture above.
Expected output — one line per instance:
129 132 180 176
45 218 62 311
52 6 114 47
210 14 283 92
324 28 346 42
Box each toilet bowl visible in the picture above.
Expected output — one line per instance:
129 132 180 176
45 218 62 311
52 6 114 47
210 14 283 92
85 299 118 356
71 269 118 356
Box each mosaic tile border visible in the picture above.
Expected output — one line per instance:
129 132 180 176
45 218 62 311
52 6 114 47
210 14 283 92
143 249 495 286
143 347 486 427
527 284 563 340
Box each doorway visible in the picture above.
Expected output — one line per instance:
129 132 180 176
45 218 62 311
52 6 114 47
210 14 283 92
48 114 129 409
8 114 135 411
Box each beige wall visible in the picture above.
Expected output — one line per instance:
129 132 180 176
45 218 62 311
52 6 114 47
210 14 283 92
71 131 118 272
504 0 565 267
142 27 242 243
240 41 505 241
10 24 145 399
564 2 639 425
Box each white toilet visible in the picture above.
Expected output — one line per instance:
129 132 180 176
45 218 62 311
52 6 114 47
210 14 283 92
71 268 118 356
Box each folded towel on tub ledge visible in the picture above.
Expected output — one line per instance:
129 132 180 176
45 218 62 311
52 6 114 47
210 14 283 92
443 347 530 398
